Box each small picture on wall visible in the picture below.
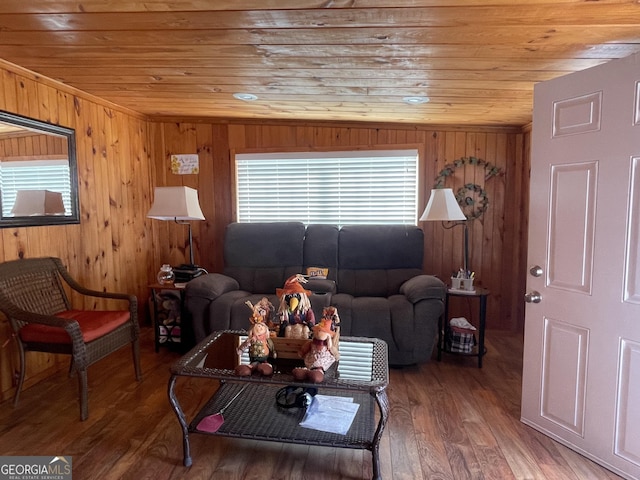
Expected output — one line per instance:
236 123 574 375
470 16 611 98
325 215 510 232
171 154 199 175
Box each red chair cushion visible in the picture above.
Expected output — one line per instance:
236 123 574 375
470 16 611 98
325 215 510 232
19 309 131 344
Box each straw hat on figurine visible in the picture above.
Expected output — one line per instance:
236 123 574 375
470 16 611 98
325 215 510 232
276 274 311 298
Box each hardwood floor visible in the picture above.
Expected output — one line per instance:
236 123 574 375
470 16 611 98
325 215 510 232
0 328 623 480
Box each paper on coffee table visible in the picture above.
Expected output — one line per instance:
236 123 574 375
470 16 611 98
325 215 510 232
299 394 360 435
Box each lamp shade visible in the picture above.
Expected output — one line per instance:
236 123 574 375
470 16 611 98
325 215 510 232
419 188 466 222
147 186 205 220
11 190 66 216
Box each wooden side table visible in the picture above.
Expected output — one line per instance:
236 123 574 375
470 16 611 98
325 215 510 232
149 283 186 352
437 287 490 368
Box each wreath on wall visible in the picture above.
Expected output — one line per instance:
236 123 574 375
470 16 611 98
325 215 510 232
433 156 504 220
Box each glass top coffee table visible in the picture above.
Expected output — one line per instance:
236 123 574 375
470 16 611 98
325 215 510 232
168 330 389 480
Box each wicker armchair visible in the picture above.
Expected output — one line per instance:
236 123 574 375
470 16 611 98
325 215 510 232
0 257 141 421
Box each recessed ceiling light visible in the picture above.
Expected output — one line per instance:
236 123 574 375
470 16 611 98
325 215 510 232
402 96 430 105
233 93 258 101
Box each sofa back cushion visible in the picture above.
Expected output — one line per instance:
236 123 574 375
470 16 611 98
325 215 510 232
303 224 339 281
224 222 306 292
337 225 424 296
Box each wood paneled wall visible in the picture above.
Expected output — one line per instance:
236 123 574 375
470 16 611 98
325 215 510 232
0 132 67 159
149 120 530 334
0 60 155 401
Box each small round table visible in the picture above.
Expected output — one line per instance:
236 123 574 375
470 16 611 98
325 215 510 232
437 287 490 368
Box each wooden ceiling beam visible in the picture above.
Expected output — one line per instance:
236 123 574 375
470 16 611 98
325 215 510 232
0 0 620 14
0 5 639 31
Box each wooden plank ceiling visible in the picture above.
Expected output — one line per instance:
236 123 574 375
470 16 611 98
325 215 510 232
0 0 639 127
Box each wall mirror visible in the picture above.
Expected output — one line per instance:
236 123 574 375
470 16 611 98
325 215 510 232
0 110 79 227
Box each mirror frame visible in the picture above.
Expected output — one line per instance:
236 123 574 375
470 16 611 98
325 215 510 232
0 110 80 228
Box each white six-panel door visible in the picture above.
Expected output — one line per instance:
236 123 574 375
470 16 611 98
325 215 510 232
522 52 640 479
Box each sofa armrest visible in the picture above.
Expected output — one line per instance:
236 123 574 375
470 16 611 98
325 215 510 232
305 278 337 294
184 273 240 301
400 275 446 304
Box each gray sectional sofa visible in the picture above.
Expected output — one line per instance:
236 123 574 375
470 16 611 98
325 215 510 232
184 222 446 365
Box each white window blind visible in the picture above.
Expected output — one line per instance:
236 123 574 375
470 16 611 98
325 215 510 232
235 150 418 226
0 160 72 216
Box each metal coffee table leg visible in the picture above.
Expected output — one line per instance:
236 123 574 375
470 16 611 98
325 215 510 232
168 375 192 467
372 387 390 480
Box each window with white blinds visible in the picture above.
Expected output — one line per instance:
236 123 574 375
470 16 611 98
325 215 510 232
0 159 72 216
235 149 418 226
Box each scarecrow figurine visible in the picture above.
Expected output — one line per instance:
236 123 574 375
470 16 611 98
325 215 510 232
292 319 337 383
248 296 276 330
235 299 277 376
320 305 341 360
321 306 340 334
276 274 315 338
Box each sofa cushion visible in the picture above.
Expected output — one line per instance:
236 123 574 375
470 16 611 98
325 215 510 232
338 225 424 269
304 224 339 281
224 266 302 294
223 222 306 292
332 291 442 365
331 294 414 352
19 309 130 344
338 268 423 297
224 222 305 267
336 225 424 296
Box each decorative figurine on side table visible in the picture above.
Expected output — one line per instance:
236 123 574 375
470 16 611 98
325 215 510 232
235 298 277 376
276 274 315 338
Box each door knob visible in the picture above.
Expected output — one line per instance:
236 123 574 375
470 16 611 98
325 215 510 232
529 265 543 277
525 291 542 303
